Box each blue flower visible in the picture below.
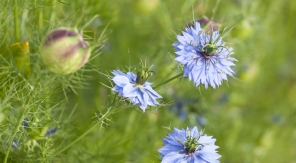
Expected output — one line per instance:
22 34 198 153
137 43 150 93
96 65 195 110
173 22 237 89
45 127 57 136
158 127 221 163
111 70 162 111
4 140 20 150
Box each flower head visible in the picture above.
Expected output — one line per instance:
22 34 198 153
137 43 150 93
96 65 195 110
111 70 162 111
5 140 20 150
45 127 57 136
173 21 237 89
158 127 221 163
40 27 91 75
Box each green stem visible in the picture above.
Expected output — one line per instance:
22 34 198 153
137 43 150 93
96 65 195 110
49 0 57 24
3 100 31 163
81 14 99 30
38 9 43 31
153 72 183 89
14 4 19 42
53 108 115 156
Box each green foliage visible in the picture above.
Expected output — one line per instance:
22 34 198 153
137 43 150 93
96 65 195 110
1 0 296 162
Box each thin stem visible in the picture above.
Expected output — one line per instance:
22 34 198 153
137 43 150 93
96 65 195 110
53 108 116 156
50 0 57 24
153 72 183 89
21 9 28 39
210 0 221 21
38 9 43 31
81 14 99 30
14 4 19 42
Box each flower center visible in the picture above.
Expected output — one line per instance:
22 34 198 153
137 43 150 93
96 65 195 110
184 136 199 154
202 43 218 57
136 68 154 85
135 84 143 88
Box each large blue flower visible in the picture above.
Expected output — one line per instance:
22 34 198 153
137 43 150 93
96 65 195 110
173 22 237 89
158 126 221 163
111 70 162 111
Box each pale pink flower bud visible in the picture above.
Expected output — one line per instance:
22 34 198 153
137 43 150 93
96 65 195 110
40 27 90 74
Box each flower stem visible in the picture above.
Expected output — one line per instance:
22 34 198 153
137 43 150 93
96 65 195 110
38 8 43 31
153 72 183 89
53 108 116 156
50 0 57 24
14 4 19 42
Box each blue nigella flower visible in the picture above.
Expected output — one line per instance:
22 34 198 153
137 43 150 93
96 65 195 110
5 140 20 150
111 70 162 111
173 22 237 89
45 127 57 136
169 98 186 120
169 96 197 120
158 126 221 163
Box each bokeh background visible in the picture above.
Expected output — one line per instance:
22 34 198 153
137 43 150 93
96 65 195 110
1 0 296 162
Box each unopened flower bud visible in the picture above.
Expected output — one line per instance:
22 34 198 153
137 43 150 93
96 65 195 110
135 0 159 14
186 18 219 34
40 27 91 75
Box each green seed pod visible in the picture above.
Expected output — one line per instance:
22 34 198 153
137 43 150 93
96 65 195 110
40 27 91 75
135 0 159 14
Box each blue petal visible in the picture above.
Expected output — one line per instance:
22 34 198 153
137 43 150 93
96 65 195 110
111 70 161 111
158 144 184 156
122 84 139 97
161 151 187 163
112 76 130 87
112 70 125 76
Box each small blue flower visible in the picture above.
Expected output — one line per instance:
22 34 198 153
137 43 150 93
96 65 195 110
23 117 29 128
169 98 186 120
111 70 162 111
5 140 20 150
173 22 237 89
45 127 57 136
11 140 19 149
158 126 221 163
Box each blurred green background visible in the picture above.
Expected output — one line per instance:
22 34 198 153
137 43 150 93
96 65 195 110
1 0 296 162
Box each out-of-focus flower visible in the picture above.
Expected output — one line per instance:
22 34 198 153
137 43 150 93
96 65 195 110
173 21 237 89
11 140 19 149
23 118 57 139
187 18 219 33
45 127 57 136
169 99 187 120
5 140 20 150
158 126 221 163
40 27 91 75
270 114 284 125
169 96 197 120
23 117 29 128
135 0 159 14
111 69 162 111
